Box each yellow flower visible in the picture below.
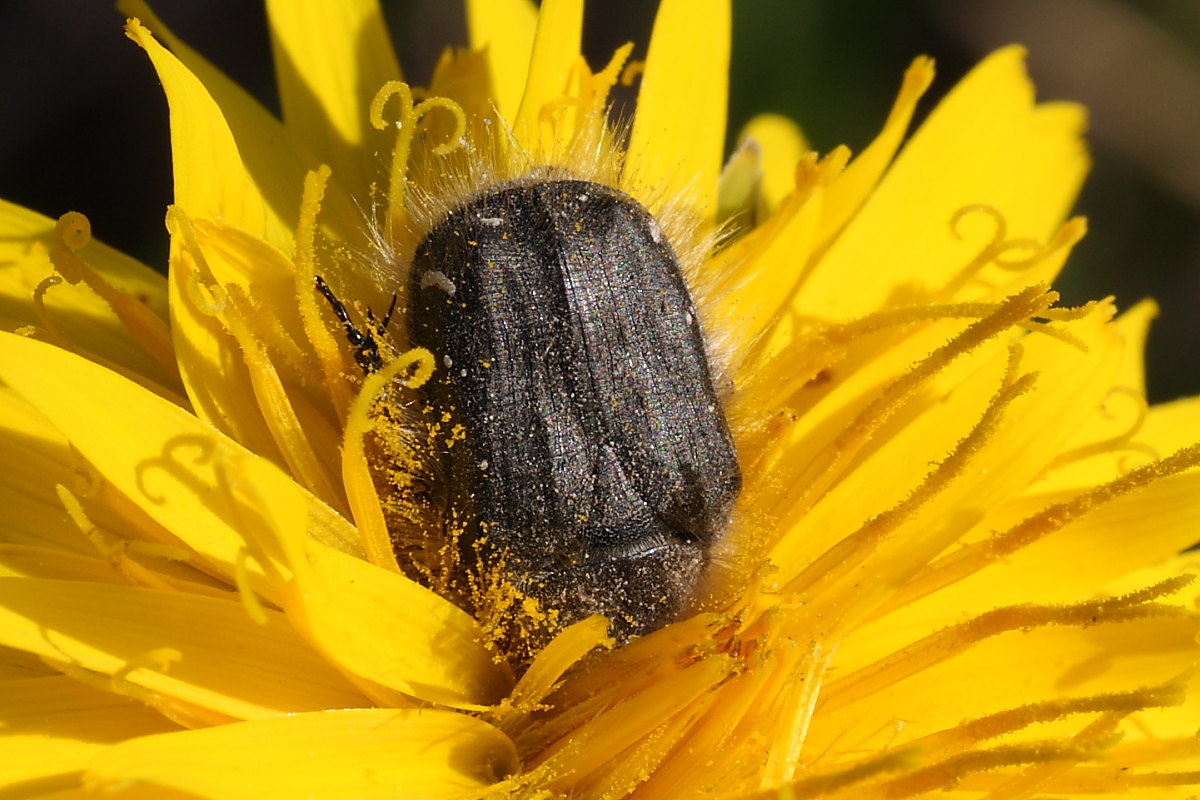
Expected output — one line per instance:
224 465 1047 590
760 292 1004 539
1 0 1198 798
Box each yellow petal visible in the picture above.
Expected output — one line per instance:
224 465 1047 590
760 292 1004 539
512 0 583 154
0 675 180 792
736 112 809 210
817 612 1200 758
774 300 1123 610
1010 100 1090 238
1 333 503 709
0 332 348 601
817 55 934 247
796 47 1088 320
119 0 360 245
953 467 1200 614
126 21 286 247
264 0 401 204
175 223 345 509
466 0 538 123
87 708 518 799
0 578 367 719
0 200 174 388
165 211 291 468
0 384 149 556
626 0 730 222
1028 300 1158 493
1143 395 1200 454
237 453 512 708
0 546 123 582
0 540 234 600
0 199 166 319
709 153 838 354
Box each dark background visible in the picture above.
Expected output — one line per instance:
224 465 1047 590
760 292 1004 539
2 0 1196 402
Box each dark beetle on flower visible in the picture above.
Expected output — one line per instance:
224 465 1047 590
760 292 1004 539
321 177 741 645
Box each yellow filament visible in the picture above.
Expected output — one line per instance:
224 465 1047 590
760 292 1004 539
292 165 354 418
922 681 1185 759
497 615 612 733
45 655 237 730
762 642 829 788
341 347 436 571
369 81 466 235
882 440 1200 614
56 482 114 557
234 548 269 626
1013 297 1114 350
55 483 173 591
741 299 1008 423
982 711 1125 799
44 212 178 376
758 750 918 800
1042 385 1157 473
782 346 1031 601
753 293 1105 418
719 147 851 323
532 655 735 782
31 274 73 351
878 740 1109 799
168 206 227 316
772 286 1054 545
521 643 718 762
220 284 343 511
184 271 227 315
1125 771 1200 788
941 204 1046 297
543 613 727 712
638 651 779 795
536 45 632 167
821 576 1194 716
109 646 183 695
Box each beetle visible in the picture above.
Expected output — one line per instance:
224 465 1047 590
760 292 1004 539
406 177 741 642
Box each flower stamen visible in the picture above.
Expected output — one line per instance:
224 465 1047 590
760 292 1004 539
781 347 1036 609
882 440 1200 613
768 286 1055 553
496 615 612 733
30 272 74 351
895 678 1187 769
821 575 1194 716
42 212 178 376
531 654 737 787
292 165 355 417
1042 386 1157 474
878 739 1111 798
221 283 343 512
942 204 1046 297
234 547 269 626
369 81 466 236
341 346 435 572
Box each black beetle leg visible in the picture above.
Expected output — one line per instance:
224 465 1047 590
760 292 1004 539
314 275 385 373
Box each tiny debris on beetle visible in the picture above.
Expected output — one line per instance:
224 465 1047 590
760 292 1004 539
418 269 457 296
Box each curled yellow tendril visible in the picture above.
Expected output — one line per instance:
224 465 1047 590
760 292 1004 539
341 346 436 571
944 204 1047 296
369 81 466 235
37 211 179 375
31 273 72 351
167 206 227 316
